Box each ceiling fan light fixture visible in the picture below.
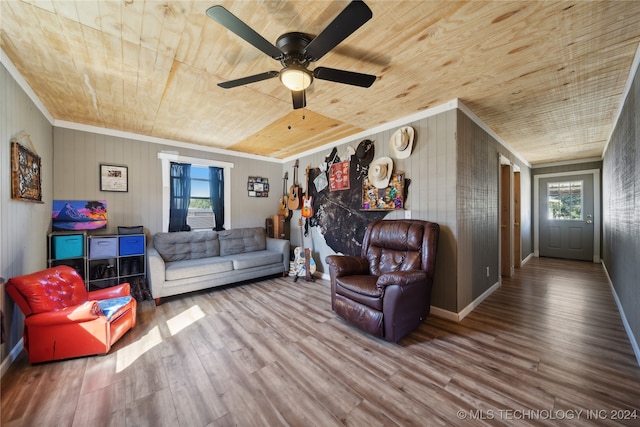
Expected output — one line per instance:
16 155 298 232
280 66 313 91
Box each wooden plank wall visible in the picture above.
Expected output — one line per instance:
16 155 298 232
285 109 460 312
52 129 283 235
602 63 640 356
456 110 531 312
0 64 54 364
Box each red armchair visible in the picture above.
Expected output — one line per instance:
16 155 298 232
6 265 136 363
325 220 439 342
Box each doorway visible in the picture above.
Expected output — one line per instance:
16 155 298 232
500 160 522 279
534 170 600 262
500 164 512 277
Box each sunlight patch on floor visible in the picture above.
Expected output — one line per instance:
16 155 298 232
115 326 162 373
166 305 206 336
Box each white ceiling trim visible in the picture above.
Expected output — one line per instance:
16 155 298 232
280 100 461 163
1 47 54 124
54 119 280 163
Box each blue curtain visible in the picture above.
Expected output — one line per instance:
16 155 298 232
209 166 225 230
169 162 191 232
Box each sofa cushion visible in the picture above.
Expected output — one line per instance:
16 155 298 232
165 257 233 281
226 250 283 270
154 231 220 262
218 227 266 256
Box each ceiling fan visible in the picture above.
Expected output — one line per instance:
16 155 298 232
206 0 377 110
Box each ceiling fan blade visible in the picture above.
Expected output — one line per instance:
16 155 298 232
314 67 376 88
218 71 279 89
304 1 372 61
206 6 282 60
292 90 306 109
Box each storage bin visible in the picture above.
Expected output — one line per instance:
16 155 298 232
89 237 117 259
118 235 145 256
52 234 84 259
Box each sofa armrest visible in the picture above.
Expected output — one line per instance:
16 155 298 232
325 255 369 278
146 248 166 298
25 301 102 326
267 237 290 273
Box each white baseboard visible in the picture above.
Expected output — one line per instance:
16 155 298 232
601 262 640 367
1 339 23 378
458 281 501 320
521 253 534 266
429 306 460 321
430 280 501 322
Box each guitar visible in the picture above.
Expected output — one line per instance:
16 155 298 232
287 160 302 211
293 218 316 282
278 172 291 218
301 166 313 218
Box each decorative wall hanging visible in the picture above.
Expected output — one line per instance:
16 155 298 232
362 173 405 210
10 134 43 203
329 161 350 191
247 176 269 197
306 147 410 256
100 164 128 192
368 156 393 188
52 199 107 231
389 126 414 159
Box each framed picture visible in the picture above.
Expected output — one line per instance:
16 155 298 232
100 164 128 192
247 176 269 197
11 136 43 203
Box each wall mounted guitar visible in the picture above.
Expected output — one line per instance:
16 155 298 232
278 171 291 219
287 159 302 211
301 166 313 219
293 218 316 282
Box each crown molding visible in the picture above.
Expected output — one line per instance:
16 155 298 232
1 48 54 124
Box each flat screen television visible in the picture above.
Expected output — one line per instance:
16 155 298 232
52 200 107 231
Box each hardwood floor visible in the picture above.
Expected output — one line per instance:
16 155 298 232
2 257 639 426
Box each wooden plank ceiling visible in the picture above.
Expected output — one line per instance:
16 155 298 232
2 0 640 164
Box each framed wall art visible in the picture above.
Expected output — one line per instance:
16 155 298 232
100 164 128 192
11 134 43 203
247 176 269 197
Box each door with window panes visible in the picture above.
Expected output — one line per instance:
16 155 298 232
539 174 594 261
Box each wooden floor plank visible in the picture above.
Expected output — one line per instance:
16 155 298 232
2 257 640 426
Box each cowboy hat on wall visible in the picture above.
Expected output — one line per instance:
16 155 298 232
368 156 394 189
390 126 415 159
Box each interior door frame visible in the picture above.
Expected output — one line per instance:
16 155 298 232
498 155 520 280
533 169 600 262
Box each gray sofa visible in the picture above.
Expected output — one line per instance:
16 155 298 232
147 227 289 304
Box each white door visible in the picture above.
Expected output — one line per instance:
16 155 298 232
539 174 594 261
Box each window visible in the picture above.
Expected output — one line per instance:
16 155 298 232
547 181 582 220
187 166 214 230
159 153 233 232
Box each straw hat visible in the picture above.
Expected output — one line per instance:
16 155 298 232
389 126 414 159
368 157 393 188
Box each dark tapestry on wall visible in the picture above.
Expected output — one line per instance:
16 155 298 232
306 147 410 256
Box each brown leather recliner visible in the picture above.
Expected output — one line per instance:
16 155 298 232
325 219 439 342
